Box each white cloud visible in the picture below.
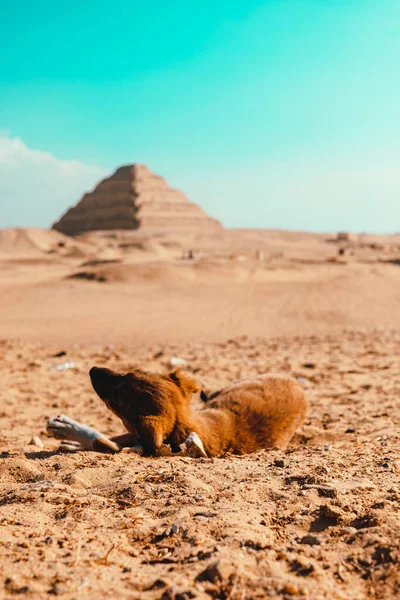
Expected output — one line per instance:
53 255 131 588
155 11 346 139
0 134 107 229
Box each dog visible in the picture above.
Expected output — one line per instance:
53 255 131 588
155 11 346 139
47 367 308 457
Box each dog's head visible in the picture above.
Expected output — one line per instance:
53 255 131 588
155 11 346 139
89 366 200 440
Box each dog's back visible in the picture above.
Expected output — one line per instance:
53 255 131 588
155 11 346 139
204 374 308 453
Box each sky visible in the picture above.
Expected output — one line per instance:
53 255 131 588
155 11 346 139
0 0 399 232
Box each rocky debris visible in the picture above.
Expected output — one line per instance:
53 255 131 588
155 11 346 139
300 534 323 546
168 356 187 368
1 330 400 599
28 436 44 449
52 164 222 236
195 560 235 583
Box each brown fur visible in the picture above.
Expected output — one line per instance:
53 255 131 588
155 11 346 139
89 366 308 456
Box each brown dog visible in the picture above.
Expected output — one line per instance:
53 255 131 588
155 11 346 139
47 366 308 457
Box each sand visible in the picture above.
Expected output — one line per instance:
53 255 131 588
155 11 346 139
0 227 399 599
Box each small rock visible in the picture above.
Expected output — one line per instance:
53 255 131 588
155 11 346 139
317 485 337 498
196 560 234 583
169 357 187 368
303 484 338 498
171 523 180 535
51 361 79 372
345 428 356 434
321 504 343 520
333 478 376 491
161 587 177 600
5 580 30 595
351 514 380 529
176 593 195 600
143 483 153 496
283 583 300 596
78 578 88 590
316 465 330 475
49 582 69 596
274 458 285 468
193 515 209 523
338 526 358 536
300 534 322 546
29 436 44 449
146 579 167 591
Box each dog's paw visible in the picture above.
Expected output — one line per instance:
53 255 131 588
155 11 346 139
183 432 207 458
155 444 173 457
120 445 144 455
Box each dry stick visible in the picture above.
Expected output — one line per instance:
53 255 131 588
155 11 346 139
96 544 117 565
47 415 121 452
74 537 82 567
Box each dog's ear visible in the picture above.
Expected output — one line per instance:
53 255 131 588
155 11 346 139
168 369 200 395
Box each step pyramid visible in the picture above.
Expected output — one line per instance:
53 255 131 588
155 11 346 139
52 164 222 236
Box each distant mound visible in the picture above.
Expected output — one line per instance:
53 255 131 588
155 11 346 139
68 262 195 285
52 164 222 236
0 227 95 260
67 260 264 286
0 228 70 255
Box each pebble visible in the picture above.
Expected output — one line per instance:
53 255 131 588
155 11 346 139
303 484 338 498
29 436 44 449
283 584 300 596
300 534 322 546
143 483 153 496
193 515 208 523
274 458 285 468
321 504 343 520
49 582 69 596
338 526 358 536
332 478 376 491
175 593 195 600
171 523 180 535
50 361 79 372
169 357 187 368
196 560 233 583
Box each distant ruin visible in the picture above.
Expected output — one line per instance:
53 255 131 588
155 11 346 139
52 164 222 236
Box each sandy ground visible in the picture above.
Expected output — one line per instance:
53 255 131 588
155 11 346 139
0 227 399 599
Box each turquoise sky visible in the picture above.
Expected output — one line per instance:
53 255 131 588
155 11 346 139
1 0 399 232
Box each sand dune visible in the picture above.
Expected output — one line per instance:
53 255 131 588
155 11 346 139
0 227 68 255
0 228 398 345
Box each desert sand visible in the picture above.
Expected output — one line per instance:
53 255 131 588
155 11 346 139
0 226 399 599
